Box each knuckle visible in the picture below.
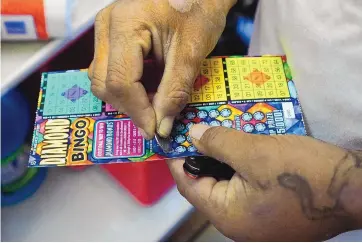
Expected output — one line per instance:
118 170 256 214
91 72 106 94
107 54 128 81
95 9 110 43
92 70 105 85
90 83 104 100
107 62 126 81
166 80 192 110
106 70 128 97
109 21 149 49
95 8 108 25
109 7 129 30
110 6 123 21
106 79 124 96
108 7 150 45
90 68 105 84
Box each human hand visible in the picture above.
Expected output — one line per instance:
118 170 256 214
168 124 362 241
88 0 236 139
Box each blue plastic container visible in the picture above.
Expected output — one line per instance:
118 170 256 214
1 167 47 207
236 15 254 46
1 88 31 159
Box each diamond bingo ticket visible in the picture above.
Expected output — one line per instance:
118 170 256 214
29 56 307 167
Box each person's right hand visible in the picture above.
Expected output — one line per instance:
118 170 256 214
169 124 362 241
88 0 236 139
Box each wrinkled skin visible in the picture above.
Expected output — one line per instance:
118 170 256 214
169 125 362 241
88 0 235 139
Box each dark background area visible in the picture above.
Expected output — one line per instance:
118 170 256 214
211 0 258 56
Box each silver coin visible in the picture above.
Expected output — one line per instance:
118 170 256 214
155 134 173 153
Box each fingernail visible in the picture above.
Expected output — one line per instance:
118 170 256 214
158 116 175 137
190 124 211 140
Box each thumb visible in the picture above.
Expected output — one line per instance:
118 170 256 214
153 39 205 137
189 124 277 175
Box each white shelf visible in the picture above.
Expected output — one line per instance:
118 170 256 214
1 0 115 95
1 167 193 241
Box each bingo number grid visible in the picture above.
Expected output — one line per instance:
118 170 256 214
41 71 102 116
190 58 227 103
225 56 290 100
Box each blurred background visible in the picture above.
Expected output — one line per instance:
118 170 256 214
1 0 258 241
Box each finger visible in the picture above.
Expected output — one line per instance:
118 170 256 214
90 3 126 114
106 11 154 139
90 4 126 114
89 4 113 102
189 124 279 177
167 159 229 215
153 36 205 138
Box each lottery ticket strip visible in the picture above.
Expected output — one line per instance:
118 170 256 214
190 56 290 104
40 71 103 117
29 56 306 167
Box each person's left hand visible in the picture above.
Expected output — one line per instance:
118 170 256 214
87 0 235 139
168 124 362 241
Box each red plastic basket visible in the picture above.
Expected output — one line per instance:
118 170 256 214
101 160 175 206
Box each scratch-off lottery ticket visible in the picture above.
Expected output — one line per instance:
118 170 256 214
29 56 307 167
